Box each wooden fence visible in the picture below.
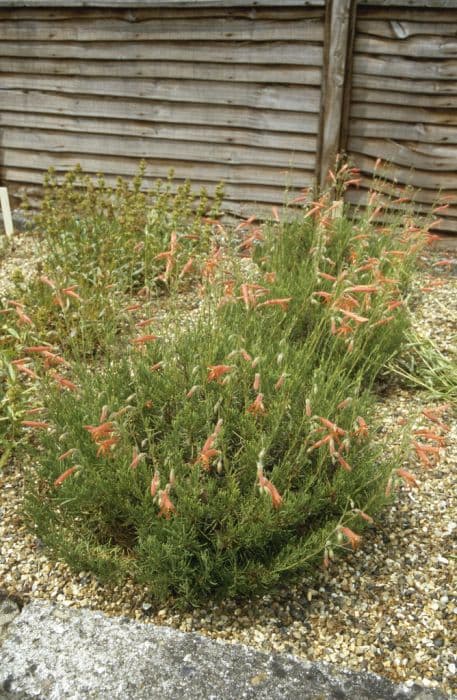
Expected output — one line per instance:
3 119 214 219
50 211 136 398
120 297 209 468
0 0 456 234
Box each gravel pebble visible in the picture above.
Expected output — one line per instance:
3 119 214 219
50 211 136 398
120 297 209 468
0 234 456 696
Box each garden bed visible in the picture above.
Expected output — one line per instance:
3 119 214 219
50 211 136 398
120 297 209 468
0 174 456 695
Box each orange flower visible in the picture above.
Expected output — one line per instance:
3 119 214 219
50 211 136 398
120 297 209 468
207 365 232 383
345 285 378 293
257 466 282 509
179 256 194 278
62 286 81 300
274 373 286 391
96 436 119 457
39 275 56 289
354 509 374 524
158 489 176 519
257 298 292 312
41 351 69 367
413 441 440 468
53 373 78 392
413 429 446 446
130 334 158 345
195 447 220 470
135 318 155 329
130 447 145 469
339 526 361 550
150 470 160 498
24 345 54 353
253 373 261 392
84 421 114 442
240 348 252 362
341 309 369 324
21 420 50 429
319 417 346 436
246 393 266 416
15 308 33 326
396 468 419 488
150 361 163 372
54 466 78 487
16 364 38 380
354 416 369 439
336 452 352 472
58 448 77 461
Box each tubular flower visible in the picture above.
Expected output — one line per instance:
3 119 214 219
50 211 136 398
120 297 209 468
207 365 233 383
157 488 176 519
54 466 78 487
257 466 282 509
339 526 361 550
246 393 266 417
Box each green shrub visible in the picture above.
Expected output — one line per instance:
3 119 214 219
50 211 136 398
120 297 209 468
5 165 435 606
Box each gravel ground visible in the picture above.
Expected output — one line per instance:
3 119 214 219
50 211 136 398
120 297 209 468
0 232 456 696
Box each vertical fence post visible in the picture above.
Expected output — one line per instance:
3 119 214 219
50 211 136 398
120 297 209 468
318 0 357 190
0 187 14 238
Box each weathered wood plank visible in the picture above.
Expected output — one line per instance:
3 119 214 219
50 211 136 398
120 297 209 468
353 72 457 95
358 1 457 8
0 1 326 6
0 57 322 84
347 152 457 189
349 136 457 172
0 75 321 112
1 127 316 170
1 167 312 205
0 112 317 151
318 0 354 188
353 54 457 80
357 19 457 39
351 101 457 126
355 34 457 59
352 7 456 22
1 150 313 189
0 90 320 134
0 17 324 42
0 40 323 64
0 7 325 20
351 86 457 109
355 178 457 207
350 118 457 145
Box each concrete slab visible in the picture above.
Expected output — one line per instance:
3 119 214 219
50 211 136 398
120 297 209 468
0 600 450 700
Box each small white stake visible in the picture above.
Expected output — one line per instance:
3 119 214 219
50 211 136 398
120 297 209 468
0 187 14 238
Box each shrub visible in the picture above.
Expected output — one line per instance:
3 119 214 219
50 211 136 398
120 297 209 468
8 166 435 606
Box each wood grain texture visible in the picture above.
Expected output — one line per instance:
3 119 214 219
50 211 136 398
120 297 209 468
0 57 322 84
318 0 354 187
0 75 322 112
351 102 457 126
0 40 323 64
355 34 457 58
357 19 457 38
353 72 457 95
0 0 325 6
1 127 316 170
353 54 457 80
351 87 457 109
351 118 457 145
1 90 320 134
0 112 317 151
0 16 324 42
